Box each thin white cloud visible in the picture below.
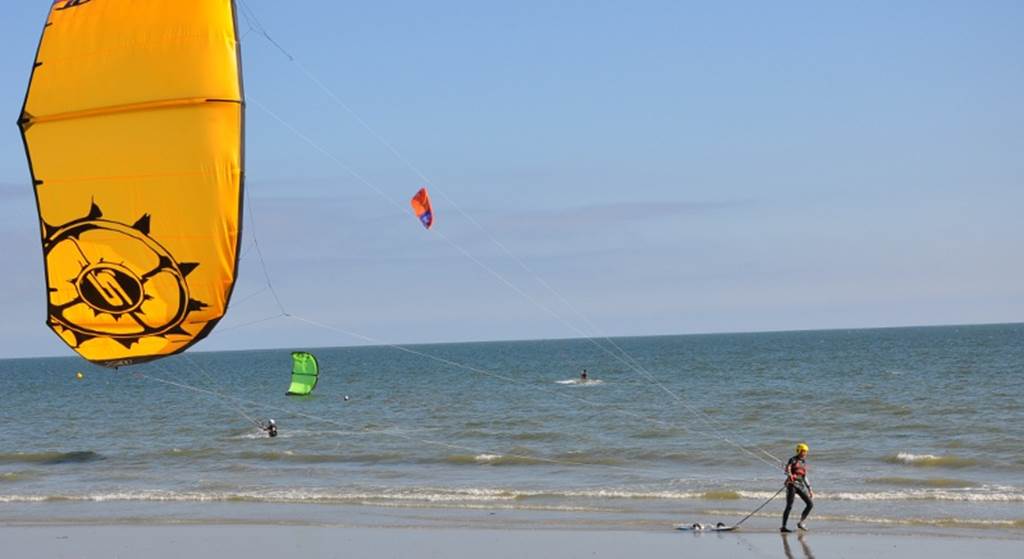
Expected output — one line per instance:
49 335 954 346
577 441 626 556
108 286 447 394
0 180 31 201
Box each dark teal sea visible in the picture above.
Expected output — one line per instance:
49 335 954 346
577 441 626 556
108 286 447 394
1 324 1022 534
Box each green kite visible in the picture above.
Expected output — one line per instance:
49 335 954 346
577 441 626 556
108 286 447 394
286 352 319 396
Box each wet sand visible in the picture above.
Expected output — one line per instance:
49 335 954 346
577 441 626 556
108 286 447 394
2 523 1021 559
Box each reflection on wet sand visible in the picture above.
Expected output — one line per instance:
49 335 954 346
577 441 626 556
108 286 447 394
782 533 815 559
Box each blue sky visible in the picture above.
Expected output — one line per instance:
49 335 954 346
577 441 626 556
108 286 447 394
0 0 1021 359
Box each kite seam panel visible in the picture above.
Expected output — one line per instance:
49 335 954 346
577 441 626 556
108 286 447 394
24 97 242 127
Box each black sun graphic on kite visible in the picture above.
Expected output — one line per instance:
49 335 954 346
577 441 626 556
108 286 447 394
42 202 207 349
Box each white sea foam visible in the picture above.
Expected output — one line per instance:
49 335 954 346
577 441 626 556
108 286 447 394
895 452 942 463
230 430 276 440
734 488 1024 502
536 489 705 500
544 488 1024 503
886 452 977 468
2 485 1022 505
0 487 528 505
841 515 1024 528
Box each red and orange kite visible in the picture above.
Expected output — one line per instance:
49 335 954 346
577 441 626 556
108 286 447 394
410 187 433 229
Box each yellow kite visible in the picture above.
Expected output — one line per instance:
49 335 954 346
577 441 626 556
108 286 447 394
17 0 244 367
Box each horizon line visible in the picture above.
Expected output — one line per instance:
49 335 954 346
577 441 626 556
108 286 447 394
2 320 1020 363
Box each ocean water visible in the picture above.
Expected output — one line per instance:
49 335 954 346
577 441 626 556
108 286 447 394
1 324 1022 535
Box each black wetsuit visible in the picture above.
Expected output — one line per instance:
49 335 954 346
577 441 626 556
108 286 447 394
782 455 813 528
266 425 277 438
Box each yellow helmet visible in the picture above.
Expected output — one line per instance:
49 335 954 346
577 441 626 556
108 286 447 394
796 443 809 454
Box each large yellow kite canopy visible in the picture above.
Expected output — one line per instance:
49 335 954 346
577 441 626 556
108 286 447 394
18 0 244 367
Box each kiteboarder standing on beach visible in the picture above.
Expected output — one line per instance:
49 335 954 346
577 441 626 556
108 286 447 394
781 443 813 533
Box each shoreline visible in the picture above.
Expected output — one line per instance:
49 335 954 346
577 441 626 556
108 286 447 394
2 500 1022 539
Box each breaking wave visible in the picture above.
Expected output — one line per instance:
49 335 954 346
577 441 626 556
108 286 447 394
2 485 1022 505
884 452 978 468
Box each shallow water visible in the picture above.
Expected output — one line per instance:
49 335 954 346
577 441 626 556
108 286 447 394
1 323 1022 534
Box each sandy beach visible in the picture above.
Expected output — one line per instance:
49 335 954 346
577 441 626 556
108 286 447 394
3 523 1022 559
3 500 1022 559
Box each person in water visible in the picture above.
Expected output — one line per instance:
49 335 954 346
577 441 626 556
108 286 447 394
263 419 278 438
781 442 813 533
580 369 588 381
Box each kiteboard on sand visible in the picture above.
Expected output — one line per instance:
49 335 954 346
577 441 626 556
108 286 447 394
674 522 737 532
